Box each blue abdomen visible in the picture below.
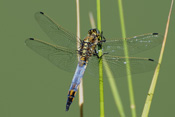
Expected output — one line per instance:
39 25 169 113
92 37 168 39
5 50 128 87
66 63 87 111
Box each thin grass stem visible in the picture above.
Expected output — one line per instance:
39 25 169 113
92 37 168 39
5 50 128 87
76 0 84 117
117 0 137 117
96 0 105 117
89 12 96 29
141 0 174 116
103 58 126 117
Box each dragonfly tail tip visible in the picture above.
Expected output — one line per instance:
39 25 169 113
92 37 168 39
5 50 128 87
66 108 69 111
66 105 70 111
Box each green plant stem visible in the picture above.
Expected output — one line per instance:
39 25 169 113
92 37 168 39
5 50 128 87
117 0 136 117
142 0 174 116
97 0 105 117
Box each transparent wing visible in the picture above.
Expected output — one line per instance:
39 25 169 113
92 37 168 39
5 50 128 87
103 33 163 56
85 56 99 77
86 55 157 78
35 12 81 50
103 55 157 78
25 38 78 72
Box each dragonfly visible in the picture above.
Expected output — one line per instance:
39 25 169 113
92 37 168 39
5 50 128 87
25 12 163 111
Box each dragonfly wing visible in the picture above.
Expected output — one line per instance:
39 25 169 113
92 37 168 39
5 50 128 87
103 55 157 78
85 55 99 77
25 38 78 72
103 33 163 56
84 54 157 78
35 12 81 50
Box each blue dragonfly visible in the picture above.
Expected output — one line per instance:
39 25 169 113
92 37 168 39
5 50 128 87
25 12 163 111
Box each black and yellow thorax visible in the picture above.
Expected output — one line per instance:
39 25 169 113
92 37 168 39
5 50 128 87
78 29 100 66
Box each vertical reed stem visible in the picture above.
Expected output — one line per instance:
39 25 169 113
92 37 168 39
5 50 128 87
97 0 105 117
76 0 84 117
117 0 136 116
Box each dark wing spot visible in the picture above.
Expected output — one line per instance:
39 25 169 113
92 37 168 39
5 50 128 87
153 33 158 35
29 38 34 40
148 58 154 61
40 12 44 14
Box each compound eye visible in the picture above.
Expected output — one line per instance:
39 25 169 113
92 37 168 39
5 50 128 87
93 29 96 32
88 31 92 35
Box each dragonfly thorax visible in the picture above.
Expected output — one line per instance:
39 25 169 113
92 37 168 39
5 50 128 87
78 29 100 66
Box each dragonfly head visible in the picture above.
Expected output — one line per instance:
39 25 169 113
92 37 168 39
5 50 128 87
88 28 100 36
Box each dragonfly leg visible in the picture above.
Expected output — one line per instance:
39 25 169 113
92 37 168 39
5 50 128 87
93 49 108 58
93 49 99 57
100 31 106 42
103 52 108 55
98 31 106 44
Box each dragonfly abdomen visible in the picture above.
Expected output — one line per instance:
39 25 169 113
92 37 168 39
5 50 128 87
66 29 100 111
66 64 86 111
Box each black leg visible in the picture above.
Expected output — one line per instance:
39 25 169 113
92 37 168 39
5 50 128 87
93 49 100 58
93 49 108 59
100 31 106 42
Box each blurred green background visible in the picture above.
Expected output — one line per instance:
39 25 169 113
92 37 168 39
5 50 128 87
0 0 174 116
